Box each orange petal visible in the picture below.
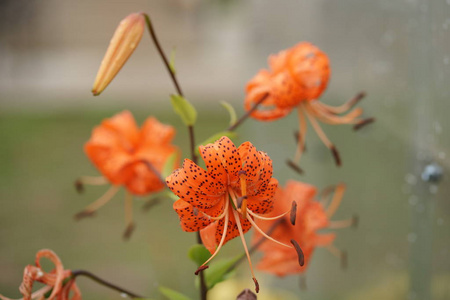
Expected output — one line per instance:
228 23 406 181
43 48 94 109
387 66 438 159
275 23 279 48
173 200 217 232
246 178 278 215
139 116 176 146
199 136 242 185
166 159 225 209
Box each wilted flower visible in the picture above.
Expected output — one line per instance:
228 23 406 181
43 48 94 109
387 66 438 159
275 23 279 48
76 110 178 239
166 136 301 292
254 180 355 276
92 13 145 96
244 42 372 167
0 249 80 300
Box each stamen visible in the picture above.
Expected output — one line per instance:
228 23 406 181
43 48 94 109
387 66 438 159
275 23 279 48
74 185 120 220
290 240 305 266
74 176 108 193
304 103 341 166
315 91 366 114
330 146 341 167
246 214 292 248
239 171 248 218
286 159 304 174
319 185 335 206
195 265 209 275
141 197 161 212
299 275 307 291
326 245 347 270
294 106 308 164
328 214 358 229
232 209 258 293
353 117 375 130
197 204 230 267
290 201 297 225
247 208 290 221
252 277 260 294
123 192 135 240
325 184 346 218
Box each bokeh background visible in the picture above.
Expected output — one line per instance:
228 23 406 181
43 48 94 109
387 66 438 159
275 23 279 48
1 0 449 299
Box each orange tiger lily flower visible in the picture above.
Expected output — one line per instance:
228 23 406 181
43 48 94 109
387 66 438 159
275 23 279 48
166 136 300 292
76 110 178 238
0 249 81 300
245 42 372 168
254 180 355 276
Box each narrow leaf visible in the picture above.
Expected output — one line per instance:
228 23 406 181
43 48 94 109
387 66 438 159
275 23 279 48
170 94 197 126
220 101 237 126
159 286 192 300
188 244 211 266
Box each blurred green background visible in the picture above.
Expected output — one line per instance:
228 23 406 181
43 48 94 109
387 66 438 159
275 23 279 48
1 1 449 299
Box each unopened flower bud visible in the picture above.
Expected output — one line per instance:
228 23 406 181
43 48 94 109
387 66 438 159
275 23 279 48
92 13 145 96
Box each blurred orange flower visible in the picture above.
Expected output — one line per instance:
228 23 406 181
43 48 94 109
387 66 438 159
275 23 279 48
0 249 80 300
245 42 371 167
76 110 178 238
254 180 353 276
167 136 296 292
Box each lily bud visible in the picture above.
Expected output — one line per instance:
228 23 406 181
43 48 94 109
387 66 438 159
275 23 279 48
92 13 145 96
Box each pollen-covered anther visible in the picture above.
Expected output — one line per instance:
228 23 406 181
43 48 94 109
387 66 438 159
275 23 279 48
330 146 341 166
194 265 209 275
252 277 260 293
290 239 305 267
353 117 376 131
286 159 304 174
290 201 297 225
74 179 84 193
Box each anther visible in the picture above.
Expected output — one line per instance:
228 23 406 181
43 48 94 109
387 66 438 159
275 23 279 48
238 170 247 176
330 146 341 166
195 265 209 275
252 277 259 293
290 239 305 266
74 179 84 194
290 201 297 225
236 196 247 209
341 250 348 270
286 159 304 174
141 197 161 212
353 117 375 131
352 214 359 229
350 91 366 106
293 131 307 151
74 210 96 220
193 207 199 216
123 222 135 241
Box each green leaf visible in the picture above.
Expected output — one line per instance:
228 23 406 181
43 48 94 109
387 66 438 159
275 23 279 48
170 94 197 126
195 131 238 155
159 286 192 300
169 47 177 75
220 101 237 126
188 244 211 266
197 254 243 290
162 152 178 179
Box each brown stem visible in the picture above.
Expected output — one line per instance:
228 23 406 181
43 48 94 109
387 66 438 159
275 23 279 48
227 93 269 132
71 270 144 298
196 232 208 300
226 218 285 273
142 13 183 96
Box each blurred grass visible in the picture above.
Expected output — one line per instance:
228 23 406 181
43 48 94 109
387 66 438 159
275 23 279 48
0 105 449 299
